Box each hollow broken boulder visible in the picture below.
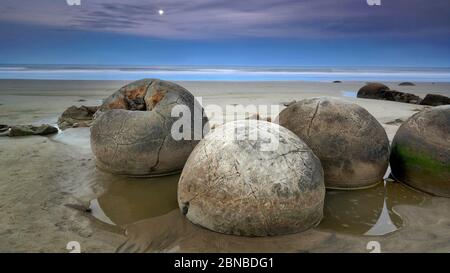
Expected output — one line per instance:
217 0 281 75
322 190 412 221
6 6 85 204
90 79 209 177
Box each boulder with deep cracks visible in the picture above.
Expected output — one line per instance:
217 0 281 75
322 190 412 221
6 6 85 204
178 120 325 236
90 79 209 177
278 97 390 189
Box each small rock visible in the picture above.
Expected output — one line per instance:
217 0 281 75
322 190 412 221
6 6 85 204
399 82 415 86
420 94 450 106
333 80 342 83
58 105 98 130
3 124 58 137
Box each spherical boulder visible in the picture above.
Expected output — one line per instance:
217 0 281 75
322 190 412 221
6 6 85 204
278 97 390 189
178 120 325 236
390 105 450 197
91 79 209 177
357 83 390 99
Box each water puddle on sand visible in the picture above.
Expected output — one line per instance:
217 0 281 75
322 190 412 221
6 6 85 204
52 129 435 252
318 181 429 236
49 127 91 152
341 90 357 98
85 171 431 252
88 174 179 226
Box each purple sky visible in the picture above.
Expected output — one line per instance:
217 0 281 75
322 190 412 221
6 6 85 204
1 0 449 66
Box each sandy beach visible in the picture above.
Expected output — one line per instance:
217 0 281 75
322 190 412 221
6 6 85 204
0 79 449 252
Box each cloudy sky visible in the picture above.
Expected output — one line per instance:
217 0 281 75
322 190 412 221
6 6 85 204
1 0 449 66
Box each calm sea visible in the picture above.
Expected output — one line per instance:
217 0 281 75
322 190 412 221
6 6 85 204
0 65 449 82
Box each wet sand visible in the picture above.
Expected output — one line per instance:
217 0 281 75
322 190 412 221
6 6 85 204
0 79 449 252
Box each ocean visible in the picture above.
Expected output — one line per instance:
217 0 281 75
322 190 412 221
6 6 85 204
1 65 450 82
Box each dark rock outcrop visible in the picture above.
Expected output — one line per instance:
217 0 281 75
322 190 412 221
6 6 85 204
357 83 421 104
399 82 415 86
420 94 450 106
387 90 421 104
58 105 98 130
0 124 58 137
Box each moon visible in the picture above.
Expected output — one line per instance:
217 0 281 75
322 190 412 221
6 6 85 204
158 9 164 15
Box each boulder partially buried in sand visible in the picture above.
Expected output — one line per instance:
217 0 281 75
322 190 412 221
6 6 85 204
178 120 325 236
420 94 450 106
390 105 450 197
357 83 390 99
278 97 390 189
90 79 209 177
357 83 421 104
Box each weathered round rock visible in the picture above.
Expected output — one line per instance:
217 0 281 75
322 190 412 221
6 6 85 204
178 120 325 236
91 79 209 177
357 83 390 99
278 97 390 189
390 105 450 197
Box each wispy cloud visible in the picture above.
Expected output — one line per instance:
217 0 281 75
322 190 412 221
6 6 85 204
1 0 449 39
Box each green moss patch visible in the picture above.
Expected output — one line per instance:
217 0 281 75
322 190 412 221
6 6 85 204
391 144 449 174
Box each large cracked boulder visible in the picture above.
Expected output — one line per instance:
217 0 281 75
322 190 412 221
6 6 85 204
91 79 209 177
178 120 325 236
390 105 450 197
278 97 390 189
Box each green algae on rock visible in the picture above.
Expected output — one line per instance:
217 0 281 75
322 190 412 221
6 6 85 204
390 105 450 197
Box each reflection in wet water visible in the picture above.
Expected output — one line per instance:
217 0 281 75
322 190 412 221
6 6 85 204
321 181 430 236
89 174 179 226
341 90 357 98
318 181 416 236
49 127 91 152
86 170 431 252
